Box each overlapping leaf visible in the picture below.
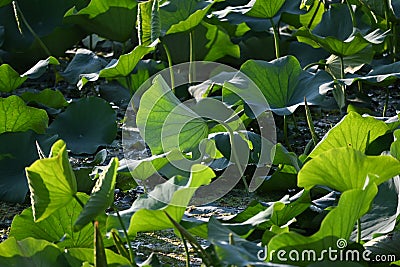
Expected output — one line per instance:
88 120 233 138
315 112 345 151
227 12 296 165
25 140 77 222
136 75 208 154
0 95 48 134
240 56 332 115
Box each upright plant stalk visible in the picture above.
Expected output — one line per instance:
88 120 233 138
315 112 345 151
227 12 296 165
304 97 319 146
345 0 357 27
356 219 362 243
283 115 292 151
307 0 323 29
181 234 190 267
115 207 135 264
162 43 175 91
189 31 195 84
338 55 346 111
220 121 250 195
383 87 389 117
269 18 280 59
12 1 51 56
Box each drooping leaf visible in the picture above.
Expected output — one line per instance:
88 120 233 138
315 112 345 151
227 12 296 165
64 0 138 42
240 56 332 115
0 131 55 202
159 0 216 35
245 0 286 19
61 49 107 84
21 89 68 109
21 56 60 79
136 75 208 154
309 112 389 158
341 61 400 87
10 193 96 248
0 237 68 267
0 64 26 92
268 183 378 265
25 140 77 222
74 158 118 231
299 147 400 192
48 97 117 154
0 95 48 134
295 4 386 57
109 165 213 236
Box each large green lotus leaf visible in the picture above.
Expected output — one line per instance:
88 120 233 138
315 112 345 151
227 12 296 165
0 64 27 92
0 0 86 70
391 129 400 160
309 112 389 158
136 75 208 154
0 95 48 134
9 193 95 248
0 131 55 203
0 237 68 267
107 165 213 236
74 158 118 231
240 56 332 116
99 40 159 78
268 183 378 265
48 97 117 154
296 27 386 57
245 0 286 18
21 89 68 109
159 0 215 35
64 0 138 42
137 0 160 46
299 147 400 192
350 176 400 240
61 49 108 84
26 140 77 222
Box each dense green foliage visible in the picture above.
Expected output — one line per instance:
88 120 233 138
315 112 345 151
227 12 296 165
0 0 399 266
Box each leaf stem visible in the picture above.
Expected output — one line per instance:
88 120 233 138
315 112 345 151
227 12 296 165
115 207 135 264
345 0 357 28
74 194 85 209
162 43 175 91
304 97 319 146
181 234 190 267
356 219 362 243
307 0 323 29
220 121 249 195
283 115 292 151
12 1 51 56
269 18 280 59
383 87 389 117
189 30 195 84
